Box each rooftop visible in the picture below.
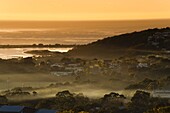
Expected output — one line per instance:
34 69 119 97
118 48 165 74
0 105 25 112
36 109 58 113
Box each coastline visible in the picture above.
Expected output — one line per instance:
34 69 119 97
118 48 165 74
0 44 75 48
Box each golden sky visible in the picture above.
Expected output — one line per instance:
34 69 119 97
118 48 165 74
0 0 170 20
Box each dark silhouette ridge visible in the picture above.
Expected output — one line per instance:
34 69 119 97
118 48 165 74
68 27 170 59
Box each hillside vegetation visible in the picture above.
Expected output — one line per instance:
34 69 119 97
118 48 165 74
68 28 170 59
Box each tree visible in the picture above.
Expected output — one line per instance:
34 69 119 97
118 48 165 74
55 90 76 110
145 106 170 113
0 96 8 104
131 90 150 105
129 90 151 113
33 91 38 96
56 90 73 98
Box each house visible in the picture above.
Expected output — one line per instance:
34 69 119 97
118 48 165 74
119 106 126 110
51 71 73 76
35 109 58 113
50 63 65 71
137 62 149 68
152 90 170 98
51 62 84 76
0 105 36 113
65 67 84 73
88 65 101 75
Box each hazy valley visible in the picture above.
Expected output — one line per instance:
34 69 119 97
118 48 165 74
0 28 169 113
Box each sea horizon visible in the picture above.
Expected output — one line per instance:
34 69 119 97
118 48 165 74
0 19 170 45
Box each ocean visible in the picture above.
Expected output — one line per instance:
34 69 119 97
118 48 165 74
0 47 72 59
0 20 170 45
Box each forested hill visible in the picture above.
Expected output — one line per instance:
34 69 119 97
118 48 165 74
68 28 170 59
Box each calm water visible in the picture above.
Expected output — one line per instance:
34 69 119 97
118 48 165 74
0 20 170 45
0 20 170 59
0 48 72 59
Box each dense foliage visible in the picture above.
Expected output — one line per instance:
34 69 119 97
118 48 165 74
1 90 168 113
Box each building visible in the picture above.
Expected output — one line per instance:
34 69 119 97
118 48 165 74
51 71 73 76
0 105 58 113
152 90 170 98
36 109 58 113
137 62 149 68
0 105 36 113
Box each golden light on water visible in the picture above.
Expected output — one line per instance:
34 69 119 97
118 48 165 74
0 48 72 59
